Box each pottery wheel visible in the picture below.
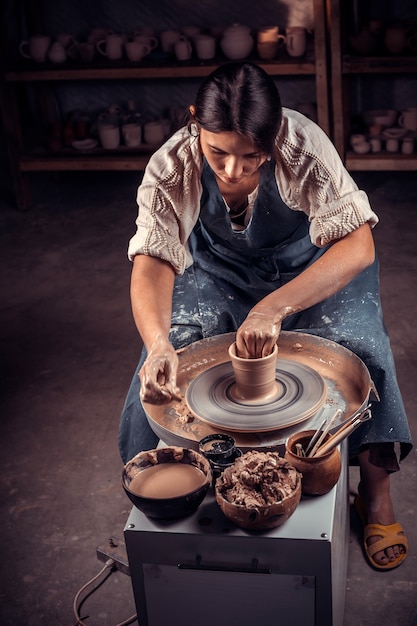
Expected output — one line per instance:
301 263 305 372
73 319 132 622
186 359 326 433
142 331 377 451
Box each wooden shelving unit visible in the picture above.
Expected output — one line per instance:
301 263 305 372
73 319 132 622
328 0 417 171
1 0 329 209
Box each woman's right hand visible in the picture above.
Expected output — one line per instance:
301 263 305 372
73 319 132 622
139 335 181 404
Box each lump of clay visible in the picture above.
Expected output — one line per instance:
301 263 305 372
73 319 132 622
216 450 300 508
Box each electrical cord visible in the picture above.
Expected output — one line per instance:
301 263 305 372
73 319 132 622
73 558 137 626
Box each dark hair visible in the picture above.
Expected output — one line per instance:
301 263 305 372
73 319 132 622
193 62 282 155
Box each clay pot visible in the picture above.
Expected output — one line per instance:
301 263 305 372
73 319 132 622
284 430 341 496
228 342 279 404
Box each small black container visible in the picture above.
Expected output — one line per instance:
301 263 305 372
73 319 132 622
199 434 242 484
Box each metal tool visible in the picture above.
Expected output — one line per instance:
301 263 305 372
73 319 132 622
313 404 372 457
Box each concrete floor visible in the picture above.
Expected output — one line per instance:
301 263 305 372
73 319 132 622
0 168 416 626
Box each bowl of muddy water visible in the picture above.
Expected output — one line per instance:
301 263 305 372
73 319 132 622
122 446 212 519
215 450 302 530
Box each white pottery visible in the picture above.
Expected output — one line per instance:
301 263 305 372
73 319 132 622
352 141 371 154
362 109 397 127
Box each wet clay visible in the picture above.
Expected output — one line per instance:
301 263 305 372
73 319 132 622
228 342 279 403
128 463 207 499
216 450 300 507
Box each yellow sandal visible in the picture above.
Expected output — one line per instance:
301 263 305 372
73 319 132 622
354 495 408 571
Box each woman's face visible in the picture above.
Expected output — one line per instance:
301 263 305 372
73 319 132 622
199 128 268 186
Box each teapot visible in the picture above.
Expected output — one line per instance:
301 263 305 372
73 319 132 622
221 23 254 60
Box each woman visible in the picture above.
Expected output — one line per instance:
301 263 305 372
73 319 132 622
119 62 412 570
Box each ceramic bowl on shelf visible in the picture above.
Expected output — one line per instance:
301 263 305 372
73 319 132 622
72 138 98 150
382 127 408 139
362 109 397 127
352 141 371 154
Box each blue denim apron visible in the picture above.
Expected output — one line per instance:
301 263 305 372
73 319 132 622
119 159 412 465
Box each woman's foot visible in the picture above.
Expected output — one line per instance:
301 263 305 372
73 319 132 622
357 449 407 568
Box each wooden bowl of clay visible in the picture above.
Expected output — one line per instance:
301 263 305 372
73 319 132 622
215 450 302 530
122 446 212 519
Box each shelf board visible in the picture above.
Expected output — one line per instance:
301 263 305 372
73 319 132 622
345 152 417 171
4 56 317 82
342 55 417 74
19 152 152 171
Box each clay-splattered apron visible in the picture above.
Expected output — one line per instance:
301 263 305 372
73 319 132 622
119 159 412 465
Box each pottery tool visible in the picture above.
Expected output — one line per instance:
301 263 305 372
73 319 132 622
303 410 327 456
313 406 372 457
295 442 306 457
306 408 342 458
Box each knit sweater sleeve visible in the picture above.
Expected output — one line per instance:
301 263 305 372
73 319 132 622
127 126 203 274
275 109 379 247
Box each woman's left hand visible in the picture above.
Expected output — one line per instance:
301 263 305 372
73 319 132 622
236 311 281 358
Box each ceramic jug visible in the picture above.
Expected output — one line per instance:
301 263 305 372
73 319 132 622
220 24 254 60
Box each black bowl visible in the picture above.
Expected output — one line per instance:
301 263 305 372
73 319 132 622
122 446 212 520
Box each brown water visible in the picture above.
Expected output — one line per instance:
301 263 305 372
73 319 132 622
129 463 207 498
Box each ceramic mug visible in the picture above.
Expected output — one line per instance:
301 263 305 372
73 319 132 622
133 27 156 38
370 137 382 153
68 42 95 63
96 33 124 60
194 34 216 60
175 37 193 61
98 123 120 149
76 42 95 63
398 107 417 132
122 122 142 147
88 27 112 44
182 26 201 40
350 133 367 146
257 26 286 50
286 27 307 57
401 138 414 155
257 26 280 43
384 25 407 54
19 35 51 63
56 33 75 49
133 34 158 50
385 138 399 153
125 40 151 61
160 30 181 53
257 41 279 60
144 120 165 145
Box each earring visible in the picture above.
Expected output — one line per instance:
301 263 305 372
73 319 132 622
266 155 272 162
